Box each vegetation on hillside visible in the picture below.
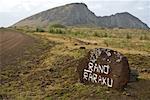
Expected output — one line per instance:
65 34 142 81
50 24 66 28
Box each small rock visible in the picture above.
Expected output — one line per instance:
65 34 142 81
140 68 147 72
140 68 150 73
79 46 86 49
74 43 78 46
49 68 54 72
86 42 90 45
106 91 110 94
122 91 131 96
126 92 131 96
65 46 68 48
90 94 94 96
23 71 29 75
93 43 98 45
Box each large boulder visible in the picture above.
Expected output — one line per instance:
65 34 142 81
77 48 130 89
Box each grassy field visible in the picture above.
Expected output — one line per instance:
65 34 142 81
1 27 150 99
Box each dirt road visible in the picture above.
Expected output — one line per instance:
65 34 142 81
0 28 35 67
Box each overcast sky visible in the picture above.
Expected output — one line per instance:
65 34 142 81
0 0 150 27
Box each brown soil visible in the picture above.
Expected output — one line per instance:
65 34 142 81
0 28 35 67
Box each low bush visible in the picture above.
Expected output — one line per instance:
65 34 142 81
140 35 149 40
126 33 132 39
48 28 66 34
36 27 45 32
50 24 66 28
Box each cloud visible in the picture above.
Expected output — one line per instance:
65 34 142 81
137 7 144 10
0 0 50 12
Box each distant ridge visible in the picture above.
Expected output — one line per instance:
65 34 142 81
13 3 149 29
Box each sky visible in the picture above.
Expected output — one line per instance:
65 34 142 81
0 0 150 27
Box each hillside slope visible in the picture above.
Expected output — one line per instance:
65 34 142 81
13 3 149 29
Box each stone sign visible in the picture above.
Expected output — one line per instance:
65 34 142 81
77 48 130 89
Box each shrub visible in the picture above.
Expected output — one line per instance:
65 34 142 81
104 33 108 37
48 28 55 33
48 28 66 34
126 33 132 39
140 36 143 40
71 31 85 37
93 32 109 38
50 24 66 28
93 32 100 37
56 29 61 33
140 35 149 40
36 27 45 32
104 40 109 47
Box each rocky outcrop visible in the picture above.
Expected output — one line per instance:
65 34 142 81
77 48 130 89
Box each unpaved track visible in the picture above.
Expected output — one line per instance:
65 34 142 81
0 28 35 67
